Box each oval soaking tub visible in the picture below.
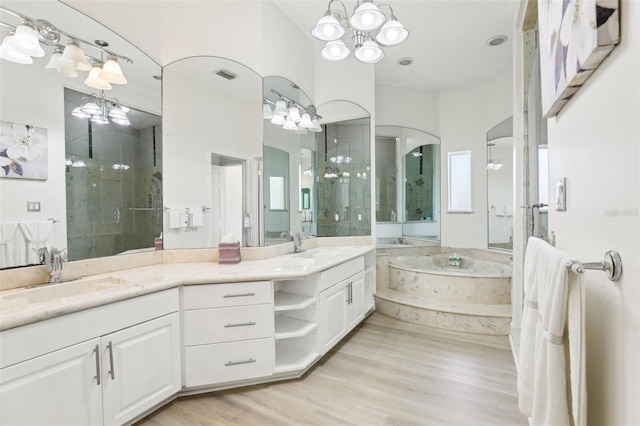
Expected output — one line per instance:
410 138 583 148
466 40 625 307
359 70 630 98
387 254 512 304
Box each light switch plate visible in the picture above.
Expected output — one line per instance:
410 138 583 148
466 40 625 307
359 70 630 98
27 201 41 212
555 178 566 211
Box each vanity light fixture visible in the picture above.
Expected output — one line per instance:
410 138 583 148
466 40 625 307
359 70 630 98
72 91 131 127
312 0 409 64
264 89 323 133
487 142 503 170
0 6 132 85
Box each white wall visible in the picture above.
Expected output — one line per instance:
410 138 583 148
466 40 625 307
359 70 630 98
375 84 439 135
438 71 513 249
544 2 639 423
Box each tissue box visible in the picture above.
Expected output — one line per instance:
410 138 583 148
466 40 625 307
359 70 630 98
219 242 241 264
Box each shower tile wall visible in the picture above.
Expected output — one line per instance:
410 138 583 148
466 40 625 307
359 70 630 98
64 89 162 261
316 121 371 237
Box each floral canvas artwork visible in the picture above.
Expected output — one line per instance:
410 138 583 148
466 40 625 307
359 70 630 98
0 121 48 180
538 0 620 118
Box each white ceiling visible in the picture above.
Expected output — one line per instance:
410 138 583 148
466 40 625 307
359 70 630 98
272 0 519 91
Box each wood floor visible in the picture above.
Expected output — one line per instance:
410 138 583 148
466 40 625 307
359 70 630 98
137 313 527 426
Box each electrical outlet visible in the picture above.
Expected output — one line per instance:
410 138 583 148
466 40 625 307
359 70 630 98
27 201 41 212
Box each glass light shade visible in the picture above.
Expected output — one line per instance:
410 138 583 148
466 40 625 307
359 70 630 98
320 40 350 61
90 114 109 125
59 40 91 71
0 35 33 64
273 100 288 117
46 50 78 77
287 106 301 122
108 106 127 119
263 103 273 119
85 64 113 90
310 118 323 132
355 39 384 63
71 107 91 119
283 119 298 131
119 105 130 113
375 17 409 46
349 1 385 31
311 13 345 41
299 113 313 128
111 117 131 126
9 24 44 57
100 57 127 84
271 114 286 125
81 102 101 115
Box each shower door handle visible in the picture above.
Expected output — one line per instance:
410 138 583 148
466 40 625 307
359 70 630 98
113 207 121 224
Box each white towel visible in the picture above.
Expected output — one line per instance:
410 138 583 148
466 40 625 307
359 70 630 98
19 221 54 265
518 237 575 426
567 271 587 426
0 222 21 268
189 206 203 227
168 208 183 229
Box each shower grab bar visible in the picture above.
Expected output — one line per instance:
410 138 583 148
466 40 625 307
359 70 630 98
566 250 622 282
163 206 210 211
129 208 163 211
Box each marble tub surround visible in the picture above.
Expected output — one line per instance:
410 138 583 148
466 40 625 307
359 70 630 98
0 244 374 331
375 247 512 335
0 236 373 292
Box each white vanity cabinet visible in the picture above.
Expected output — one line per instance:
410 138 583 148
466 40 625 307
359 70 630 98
0 290 181 426
318 257 365 354
182 282 275 389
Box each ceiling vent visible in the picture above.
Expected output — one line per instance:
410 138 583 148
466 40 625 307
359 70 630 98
214 69 238 80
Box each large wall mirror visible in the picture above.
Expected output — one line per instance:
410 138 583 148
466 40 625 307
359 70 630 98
316 101 371 238
375 126 440 242
163 56 262 249
0 1 161 268
487 116 513 251
262 75 316 246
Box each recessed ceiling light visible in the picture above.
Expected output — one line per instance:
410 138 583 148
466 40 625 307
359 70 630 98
397 57 414 66
487 35 508 47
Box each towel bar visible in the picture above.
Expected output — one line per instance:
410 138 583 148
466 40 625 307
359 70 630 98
566 250 622 282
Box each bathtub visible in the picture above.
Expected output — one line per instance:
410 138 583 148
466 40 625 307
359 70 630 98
387 254 512 304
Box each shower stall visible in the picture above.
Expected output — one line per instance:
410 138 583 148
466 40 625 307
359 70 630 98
64 88 162 261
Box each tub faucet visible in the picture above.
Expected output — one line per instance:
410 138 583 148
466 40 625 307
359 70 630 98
37 247 67 283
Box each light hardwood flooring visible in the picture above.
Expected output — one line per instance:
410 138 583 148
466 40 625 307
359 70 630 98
137 313 527 426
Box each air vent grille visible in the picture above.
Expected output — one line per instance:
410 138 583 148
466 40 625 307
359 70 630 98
214 69 238 80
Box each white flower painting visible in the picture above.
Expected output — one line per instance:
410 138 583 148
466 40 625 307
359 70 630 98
538 0 620 118
0 121 48 180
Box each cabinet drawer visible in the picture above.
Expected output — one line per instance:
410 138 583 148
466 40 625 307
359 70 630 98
183 281 272 309
183 304 274 345
320 257 364 291
184 338 274 387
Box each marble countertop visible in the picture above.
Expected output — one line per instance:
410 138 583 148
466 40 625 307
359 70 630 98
0 245 374 331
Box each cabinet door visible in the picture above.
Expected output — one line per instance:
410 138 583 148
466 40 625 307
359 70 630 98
0 338 102 426
346 272 365 331
319 281 347 354
101 313 180 426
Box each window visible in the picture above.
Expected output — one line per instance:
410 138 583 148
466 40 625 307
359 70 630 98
269 176 286 210
448 151 472 212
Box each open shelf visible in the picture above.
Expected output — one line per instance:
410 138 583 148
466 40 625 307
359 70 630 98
274 292 317 312
275 343 319 374
275 316 317 340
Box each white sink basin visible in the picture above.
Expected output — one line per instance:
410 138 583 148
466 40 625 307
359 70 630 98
1 277 130 306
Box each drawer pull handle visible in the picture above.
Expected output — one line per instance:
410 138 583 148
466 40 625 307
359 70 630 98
93 344 101 386
223 292 256 298
224 321 257 328
107 341 115 380
225 358 256 367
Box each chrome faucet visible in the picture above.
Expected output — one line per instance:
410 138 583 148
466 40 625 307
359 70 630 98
37 247 67 283
293 232 310 253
